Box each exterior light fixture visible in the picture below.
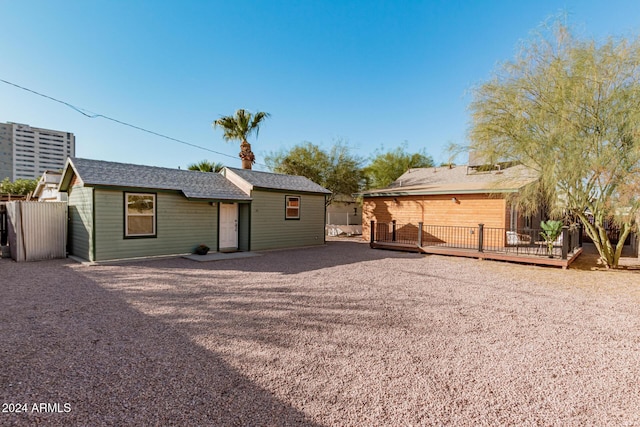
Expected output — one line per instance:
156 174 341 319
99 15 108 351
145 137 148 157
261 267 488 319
451 197 458 203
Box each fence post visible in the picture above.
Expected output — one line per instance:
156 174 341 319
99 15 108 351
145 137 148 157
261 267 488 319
561 226 569 259
392 220 397 242
370 220 375 246
418 222 423 247
478 224 484 253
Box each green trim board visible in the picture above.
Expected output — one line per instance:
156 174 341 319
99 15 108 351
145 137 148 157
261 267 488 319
91 187 95 261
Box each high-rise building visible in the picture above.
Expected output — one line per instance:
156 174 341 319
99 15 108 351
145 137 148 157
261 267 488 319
0 122 75 181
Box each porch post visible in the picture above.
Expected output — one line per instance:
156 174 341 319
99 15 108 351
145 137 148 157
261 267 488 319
392 220 397 242
578 223 583 247
417 222 423 247
561 226 569 259
370 220 375 246
478 224 484 253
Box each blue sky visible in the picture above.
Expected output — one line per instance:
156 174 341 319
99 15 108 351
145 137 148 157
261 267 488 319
2 1 640 171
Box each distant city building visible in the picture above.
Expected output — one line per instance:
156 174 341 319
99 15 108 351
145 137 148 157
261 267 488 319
0 122 75 181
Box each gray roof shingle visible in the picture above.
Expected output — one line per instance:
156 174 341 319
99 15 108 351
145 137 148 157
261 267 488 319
226 167 331 194
64 158 251 201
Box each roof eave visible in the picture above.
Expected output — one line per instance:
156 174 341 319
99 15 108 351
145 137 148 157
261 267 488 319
183 195 252 202
358 188 523 197
58 158 81 191
251 185 331 195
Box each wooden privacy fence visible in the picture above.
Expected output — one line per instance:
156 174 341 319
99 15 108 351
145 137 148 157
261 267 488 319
371 221 582 261
6 201 67 262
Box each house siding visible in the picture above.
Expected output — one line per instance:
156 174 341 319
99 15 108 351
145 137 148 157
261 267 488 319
93 189 217 261
250 190 325 251
362 194 508 239
67 185 94 261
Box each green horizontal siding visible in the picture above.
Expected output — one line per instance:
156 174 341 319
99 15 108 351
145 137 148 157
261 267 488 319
67 185 94 261
250 191 325 251
94 189 217 261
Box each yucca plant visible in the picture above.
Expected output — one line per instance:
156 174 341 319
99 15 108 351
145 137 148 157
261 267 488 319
539 220 563 257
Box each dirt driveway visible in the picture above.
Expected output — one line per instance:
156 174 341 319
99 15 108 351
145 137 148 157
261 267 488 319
2 239 639 426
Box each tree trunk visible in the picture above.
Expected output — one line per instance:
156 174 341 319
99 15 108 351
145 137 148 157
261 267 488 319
239 140 254 170
613 223 633 269
578 212 630 268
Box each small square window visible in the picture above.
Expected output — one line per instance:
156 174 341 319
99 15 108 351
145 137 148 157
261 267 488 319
285 196 300 220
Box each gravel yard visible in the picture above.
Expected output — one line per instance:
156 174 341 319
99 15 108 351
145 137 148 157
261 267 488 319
2 239 640 426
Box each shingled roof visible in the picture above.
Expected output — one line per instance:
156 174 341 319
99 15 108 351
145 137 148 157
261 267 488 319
59 158 252 201
358 164 538 197
224 167 331 194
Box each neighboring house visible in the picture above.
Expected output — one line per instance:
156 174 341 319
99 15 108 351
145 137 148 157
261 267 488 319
221 166 331 251
358 163 539 242
33 170 64 201
59 158 330 262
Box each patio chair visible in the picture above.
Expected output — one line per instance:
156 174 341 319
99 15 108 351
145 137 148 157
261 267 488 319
506 231 532 254
506 231 531 246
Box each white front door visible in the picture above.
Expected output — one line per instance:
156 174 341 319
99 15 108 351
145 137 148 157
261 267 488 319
219 203 238 250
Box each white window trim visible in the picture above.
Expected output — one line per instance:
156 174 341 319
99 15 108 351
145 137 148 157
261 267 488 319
285 195 300 220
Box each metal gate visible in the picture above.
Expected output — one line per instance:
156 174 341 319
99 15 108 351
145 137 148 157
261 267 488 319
6 201 67 261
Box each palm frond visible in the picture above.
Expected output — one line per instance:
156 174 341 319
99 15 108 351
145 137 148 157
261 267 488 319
212 108 270 143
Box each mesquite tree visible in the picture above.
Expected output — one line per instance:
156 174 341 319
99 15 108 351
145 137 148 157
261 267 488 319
469 22 640 268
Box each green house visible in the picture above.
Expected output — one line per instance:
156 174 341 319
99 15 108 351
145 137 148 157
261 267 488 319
59 158 330 262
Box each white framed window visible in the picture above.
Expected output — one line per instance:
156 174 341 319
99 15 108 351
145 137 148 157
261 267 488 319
125 193 156 237
285 195 300 220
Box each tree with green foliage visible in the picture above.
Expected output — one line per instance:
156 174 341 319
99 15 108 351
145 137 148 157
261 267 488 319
363 145 434 189
0 177 39 195
212 109 270 170
469 22 640 268
265 142 364 206
187 160 225 173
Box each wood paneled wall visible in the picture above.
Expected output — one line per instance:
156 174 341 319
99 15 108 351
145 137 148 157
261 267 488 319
362 194 508 239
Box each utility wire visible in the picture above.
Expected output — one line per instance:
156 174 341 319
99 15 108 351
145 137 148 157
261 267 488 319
0 78 268 167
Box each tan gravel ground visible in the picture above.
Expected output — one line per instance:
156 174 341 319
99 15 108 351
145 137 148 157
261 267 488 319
1 239 639 426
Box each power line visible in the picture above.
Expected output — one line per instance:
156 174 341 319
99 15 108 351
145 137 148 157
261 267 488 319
0 78 268 167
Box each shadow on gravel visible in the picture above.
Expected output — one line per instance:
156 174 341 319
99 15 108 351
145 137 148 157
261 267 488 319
0 259 323 426
569 243 640 271
109 240 424 276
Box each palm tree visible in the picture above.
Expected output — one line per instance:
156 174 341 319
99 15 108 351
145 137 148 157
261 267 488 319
212 109 270 169
187 160 225 173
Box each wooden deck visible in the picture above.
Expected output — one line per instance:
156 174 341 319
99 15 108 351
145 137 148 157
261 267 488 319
370 241 583 269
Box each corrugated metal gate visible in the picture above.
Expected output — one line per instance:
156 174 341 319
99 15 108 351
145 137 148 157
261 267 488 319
6 201 67 262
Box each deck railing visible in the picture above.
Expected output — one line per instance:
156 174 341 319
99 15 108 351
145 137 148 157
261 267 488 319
370 221 582 260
